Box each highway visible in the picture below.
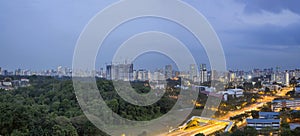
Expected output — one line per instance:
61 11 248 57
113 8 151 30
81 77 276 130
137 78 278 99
165 87 292 136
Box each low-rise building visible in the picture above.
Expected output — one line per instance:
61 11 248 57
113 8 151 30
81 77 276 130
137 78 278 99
259 112 279 119
220 88 244 101
271 98 300 112
246 119 280 130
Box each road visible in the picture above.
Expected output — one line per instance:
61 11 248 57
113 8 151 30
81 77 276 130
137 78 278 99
165 87 292 136
166 121 228 136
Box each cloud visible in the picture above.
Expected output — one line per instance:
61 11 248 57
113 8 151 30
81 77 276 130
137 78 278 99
186 0 300 69
240 9 300 27
0 0 300 70
237 0 300 15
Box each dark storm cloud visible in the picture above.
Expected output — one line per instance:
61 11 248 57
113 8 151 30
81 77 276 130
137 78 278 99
235 23 300 49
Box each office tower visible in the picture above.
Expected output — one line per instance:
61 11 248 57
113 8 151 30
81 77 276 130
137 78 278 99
128 63 134 81
132 70 137 80
112 64 119 80
118 64 126 80
118 63 133 81
3 70 8 76
189 64 197 80
271 73 276 82
137 69 145 81
275 66 280 82
0 67 2 75
106 63 133 81
228 71 236 82
57 66 65 77
106 64 112 80
15 68 21 76
285 70 289 86
175 71 180 78
200 64 208 83
210 70 218 81
165 65 172 79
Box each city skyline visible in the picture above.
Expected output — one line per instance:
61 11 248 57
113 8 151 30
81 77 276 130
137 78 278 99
1 0 300 71
1 63 300 85
2 1 300 136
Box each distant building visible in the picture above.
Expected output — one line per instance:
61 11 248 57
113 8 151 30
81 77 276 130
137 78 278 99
247 110 280 131
165 65 172 79
98 68 105 78
228 71 236 82
20 78 30 87
271 99 300 112
196 86 216 93
271 73 276 82
3 70 8 76
2 81 12 87
210 70 218 81
15 68 21 76
262 84 282 91
221 88 244 101
106 63 133 81
259 112 279 119
137 69 149 81
189 64 197 81
150 81 165 89
285 70 289 86
200 64 207 83
246 119 280 130
152 71 164 81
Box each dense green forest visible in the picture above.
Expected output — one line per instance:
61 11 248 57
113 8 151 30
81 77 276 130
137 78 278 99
0 76 180 136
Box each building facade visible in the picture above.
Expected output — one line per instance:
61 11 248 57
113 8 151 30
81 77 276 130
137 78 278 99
271 99 300 112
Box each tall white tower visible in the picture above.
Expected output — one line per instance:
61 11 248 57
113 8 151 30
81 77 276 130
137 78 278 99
285 70 289 86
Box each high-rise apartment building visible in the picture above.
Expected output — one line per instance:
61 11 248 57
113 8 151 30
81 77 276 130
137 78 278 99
106 63 133 81
200 64 207 83
285 70 289 86
189 64 197 80
165 65 172 79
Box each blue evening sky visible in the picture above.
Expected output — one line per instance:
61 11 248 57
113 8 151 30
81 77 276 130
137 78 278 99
1 0 300 71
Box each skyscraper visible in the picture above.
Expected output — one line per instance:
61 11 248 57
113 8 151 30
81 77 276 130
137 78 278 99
200 64 208 83
106 64 112 80
189 64 197 80
210 70 218 81
285 70 289 86
57 66 63 77
165 65 172 79
106 63 133 81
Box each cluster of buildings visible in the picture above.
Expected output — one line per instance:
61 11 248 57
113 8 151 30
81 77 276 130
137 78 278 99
103 63 209 82
198 86 245 101
0 78 30 90
227 68 300 86
1 66 300 85
0 66 72 77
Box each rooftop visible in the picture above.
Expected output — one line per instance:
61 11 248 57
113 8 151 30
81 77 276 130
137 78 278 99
246 119 280 123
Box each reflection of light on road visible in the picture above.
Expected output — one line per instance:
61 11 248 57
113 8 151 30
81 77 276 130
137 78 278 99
167 117 230 136
165 87 292 136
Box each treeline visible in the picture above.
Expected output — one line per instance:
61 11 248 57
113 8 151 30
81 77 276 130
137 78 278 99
0 76 178 136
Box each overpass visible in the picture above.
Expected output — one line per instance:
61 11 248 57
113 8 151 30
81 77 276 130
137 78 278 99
168 116 234 136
